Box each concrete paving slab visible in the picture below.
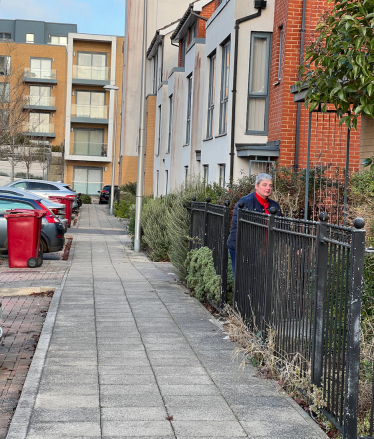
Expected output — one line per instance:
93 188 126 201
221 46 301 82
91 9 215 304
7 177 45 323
6 204 327 439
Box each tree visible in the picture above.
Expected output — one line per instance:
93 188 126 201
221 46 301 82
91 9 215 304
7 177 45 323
298 0 374 129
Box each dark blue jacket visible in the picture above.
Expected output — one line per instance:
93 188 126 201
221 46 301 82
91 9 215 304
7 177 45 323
227 192 282 250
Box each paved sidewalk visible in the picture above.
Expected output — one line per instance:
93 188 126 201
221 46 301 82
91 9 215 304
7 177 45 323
7 204 327 439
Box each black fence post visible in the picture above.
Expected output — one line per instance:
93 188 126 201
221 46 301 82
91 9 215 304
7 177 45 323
203 197 210 247
233 203 244 308
264 207 277 333
312 212 329 386
219 200 230 310
189 197 196 250
343 218 366 439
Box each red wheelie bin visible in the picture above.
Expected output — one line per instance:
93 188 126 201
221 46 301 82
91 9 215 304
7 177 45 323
4 210 46 268
49 195 74 228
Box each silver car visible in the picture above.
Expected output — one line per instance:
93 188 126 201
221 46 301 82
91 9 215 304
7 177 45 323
6 179 78 209
0 187 67 226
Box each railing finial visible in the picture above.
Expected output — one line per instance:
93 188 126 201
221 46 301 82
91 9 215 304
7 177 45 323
269 207 277 215
353 218 365 229
319 212 329 222
192 197 196 201
206 197 211 203
224 200 230 207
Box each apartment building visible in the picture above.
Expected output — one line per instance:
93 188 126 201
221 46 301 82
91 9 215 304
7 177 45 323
121 0 191 195
63 33 124 196
0 20 75 169
0 19 128 195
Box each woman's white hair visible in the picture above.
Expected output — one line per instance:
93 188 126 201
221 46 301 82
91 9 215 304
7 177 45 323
255 173 272 185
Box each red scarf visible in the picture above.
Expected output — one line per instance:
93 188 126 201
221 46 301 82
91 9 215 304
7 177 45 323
255 192 269 214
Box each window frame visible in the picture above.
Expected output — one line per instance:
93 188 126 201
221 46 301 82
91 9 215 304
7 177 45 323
157 105 162 155
165 170 169 196
246 32 272 135
167 95 173 154
0 33 11 41
185 75 193 145
219 41 230 135
218 164 226 187
203 165 209 183
0 56 11 75
206 53 216 139
26 33 34 44
74 128 105 156
50 35 68 45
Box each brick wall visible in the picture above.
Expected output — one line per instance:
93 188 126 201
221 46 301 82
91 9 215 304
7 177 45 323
197 1 215 39
267 0 361 173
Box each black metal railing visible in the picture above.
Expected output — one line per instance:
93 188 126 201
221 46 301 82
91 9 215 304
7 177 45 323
189 200 367 439
189 198 230 309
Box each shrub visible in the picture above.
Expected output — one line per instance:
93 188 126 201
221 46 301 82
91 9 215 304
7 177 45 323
119 181 137 196
114 200 134 218
185 247 221 303
51 145 63 152
80 194 92 204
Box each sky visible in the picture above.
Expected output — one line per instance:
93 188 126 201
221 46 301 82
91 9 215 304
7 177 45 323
0 0 126 36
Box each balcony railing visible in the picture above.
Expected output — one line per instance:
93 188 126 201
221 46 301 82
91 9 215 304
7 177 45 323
23 122 55 134
73 142 108 157
71 104 108 119
23 95 56 107
72 65 110 81
24 68 57 81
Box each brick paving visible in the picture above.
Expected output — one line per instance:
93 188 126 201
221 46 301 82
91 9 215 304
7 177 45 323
0 293 53 439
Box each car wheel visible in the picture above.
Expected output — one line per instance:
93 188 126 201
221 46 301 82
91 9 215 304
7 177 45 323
41 237 48 253
99 199 103 204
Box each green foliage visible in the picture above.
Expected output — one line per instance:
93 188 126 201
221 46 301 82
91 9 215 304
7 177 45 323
185 247 221 303
51 145 63 152
14 172 42 179
350 168 374 203
362 254 374 317
119 181 137 196
80 194 92 204
114 200 134 218
362 155 374 172
298 0 374 128
128 204 136 237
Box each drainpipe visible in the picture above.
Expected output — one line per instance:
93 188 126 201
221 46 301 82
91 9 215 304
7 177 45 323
229 0 267 184
294 0 307 171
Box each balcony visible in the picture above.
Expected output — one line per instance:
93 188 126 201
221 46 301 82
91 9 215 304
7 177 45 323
23 122 56 137
23 68 57 84
72 65 110 86
71 104 109 124
72 142 108 157
23 95 56 111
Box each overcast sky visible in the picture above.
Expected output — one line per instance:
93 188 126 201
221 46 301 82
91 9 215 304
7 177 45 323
0 0 126 36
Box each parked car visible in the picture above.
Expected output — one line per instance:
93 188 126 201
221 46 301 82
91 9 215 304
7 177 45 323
6 179 79 209
98 185 119 204
0 187 67 228
0 194 65 253
0 302 2 342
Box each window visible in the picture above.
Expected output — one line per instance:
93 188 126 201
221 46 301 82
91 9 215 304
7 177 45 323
249 159 274 175
73 167 103 195
277 26 283 82
157 105 162 155
181 38 186 68
153 55 158 94
50 36 68 46
29 113 50 132
247 33 271 134
165 170 169 196
77 52 106 80
26 33 34 44
0 33 11 40
218 164 226 186
158 44 164 86
0 56 11 75
206 54 216 138
28 182 59 191
0 199 34 214
76 91 106 118
10 181 27 189
203 165 209 183
186 75 193 144
190 23 197 43
156 170 159 197
184 166 189 189
0 83 10 103
29 85 51 106
167 96 173 153
219 41 230 134
0 109 9 129
74 129 105 156
30 58 52 79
